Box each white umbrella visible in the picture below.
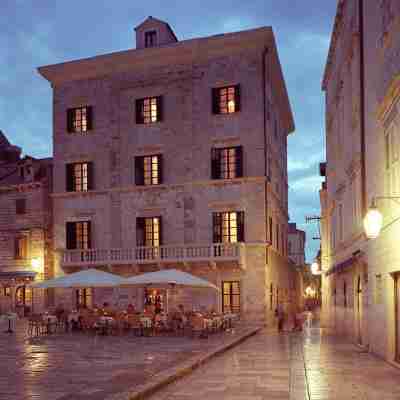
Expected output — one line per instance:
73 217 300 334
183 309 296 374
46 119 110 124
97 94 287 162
29 268 124 289
122 269 219 291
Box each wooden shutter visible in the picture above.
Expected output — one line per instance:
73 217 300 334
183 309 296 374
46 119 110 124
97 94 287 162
66 222 77 250
66 163 74 192
269 217 273 244
14 237 20 259
157 154 163 184
86 221 92 249
157 216 163 246
136 218 145 246
213 213 222 243
211 148 221 179
86 106 93 130
235 146 243 178
212 88 219 114
156 96 163 122
234 84 241 112
87 162 94 190
136 99 144 124
67 108 74 133
237 211 245 242
135 157 145 185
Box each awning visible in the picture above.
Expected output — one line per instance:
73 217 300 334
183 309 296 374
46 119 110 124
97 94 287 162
325 256 356 276
0 270 37 279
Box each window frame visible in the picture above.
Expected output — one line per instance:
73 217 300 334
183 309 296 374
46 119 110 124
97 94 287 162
212 85 241 115
213 211 244 244
136 96 163 124
136 216 162 247
14 235 28 260
135 154 163 186
66 221 91 250
222 281 241 314
66 162 93 192
145 30 157 48
211 146 243 180
67 106 93 134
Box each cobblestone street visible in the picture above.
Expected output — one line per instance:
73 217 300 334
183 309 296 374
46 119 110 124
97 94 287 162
149 324 400 400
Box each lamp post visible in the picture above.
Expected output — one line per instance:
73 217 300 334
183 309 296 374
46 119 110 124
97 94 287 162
363 196 400 239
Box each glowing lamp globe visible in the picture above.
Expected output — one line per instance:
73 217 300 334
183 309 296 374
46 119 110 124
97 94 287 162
363 206 383 239
311 262 319 275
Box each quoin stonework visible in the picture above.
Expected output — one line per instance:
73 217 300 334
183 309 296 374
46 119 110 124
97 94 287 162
321 0 400 364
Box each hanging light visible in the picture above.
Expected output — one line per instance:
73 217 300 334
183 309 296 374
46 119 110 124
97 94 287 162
363 201 383 239
311 261 320 275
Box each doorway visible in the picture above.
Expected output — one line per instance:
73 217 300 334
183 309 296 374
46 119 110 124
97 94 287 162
395 274 400 363
356 276 363 345
15 285 33 315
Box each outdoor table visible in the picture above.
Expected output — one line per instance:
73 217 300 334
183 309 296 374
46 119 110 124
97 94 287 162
98 316 114 335
140 317 152 336
3 313 17 334
42 315 58 334
203 318 213 331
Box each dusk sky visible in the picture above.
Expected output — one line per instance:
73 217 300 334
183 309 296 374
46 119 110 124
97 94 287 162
1 0 338 262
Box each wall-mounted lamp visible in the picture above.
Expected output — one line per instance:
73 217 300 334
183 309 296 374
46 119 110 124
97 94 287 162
311 261 321 275
363 196 400 239
31 258 42 273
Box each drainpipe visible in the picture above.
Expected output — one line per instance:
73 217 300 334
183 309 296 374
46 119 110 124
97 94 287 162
359 0 367 216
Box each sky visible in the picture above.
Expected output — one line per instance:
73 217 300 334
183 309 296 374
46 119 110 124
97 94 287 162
1 0 338 262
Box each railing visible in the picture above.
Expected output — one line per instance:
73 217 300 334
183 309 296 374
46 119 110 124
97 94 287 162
59 243 245 267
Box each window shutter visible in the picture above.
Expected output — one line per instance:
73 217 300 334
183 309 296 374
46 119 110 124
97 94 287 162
237 211 245 242
22 236 28 259
158 154 163 184
269 217 273 243
87 162 94 190
158 216 163 246
14 237 19 259
157 96 163 122
86 221 92 249
212 88 219 114
67 109 74 133
234 84 241 112
136 218 145 246
134 157 145 185
235 146 243 178
212 213 222 243
136 100 144 124
86 106 93 130
66 222 77 250
211 148 221 179
66 164 74 192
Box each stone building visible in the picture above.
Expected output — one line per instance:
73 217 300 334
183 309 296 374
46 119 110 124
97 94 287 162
322 0 400 364
38 17 296 324
288 223 306 267
0 131 53 315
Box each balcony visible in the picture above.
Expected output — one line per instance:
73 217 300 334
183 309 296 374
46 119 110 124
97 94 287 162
59 243 246 269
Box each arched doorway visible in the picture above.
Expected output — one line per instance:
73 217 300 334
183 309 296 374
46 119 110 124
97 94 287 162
15 285 33 316
356 275 363 345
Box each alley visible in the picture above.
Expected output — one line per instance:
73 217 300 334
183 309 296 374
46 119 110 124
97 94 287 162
149 325 400 400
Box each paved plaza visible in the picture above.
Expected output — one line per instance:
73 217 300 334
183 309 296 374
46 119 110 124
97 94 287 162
0 318 256 400
149 324 400 400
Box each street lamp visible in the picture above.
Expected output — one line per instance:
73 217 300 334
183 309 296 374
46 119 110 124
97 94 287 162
363 197 400 239
311 261 321 275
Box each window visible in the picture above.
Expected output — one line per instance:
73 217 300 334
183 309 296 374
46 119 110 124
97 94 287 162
66 221 91 250
3 286 10 297
222 281 240 313
66 162 93 192
269 217 273 244
145 30 157 48
343 281 347 308
14 236 28 259
135 154 162 185
67 106 93 133
136 217 162 247
15 199 26 215
211 146 243 179
385 122 399 199
212 85 240 114
338 204 344 242
213 211 244 243
270 283 273 310
76 288 92 309
136 97 163 124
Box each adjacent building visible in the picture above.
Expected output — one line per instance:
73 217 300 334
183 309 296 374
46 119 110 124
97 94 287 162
38 17 296 323
288 223 306 267
322 0 400 364
0 131 53 315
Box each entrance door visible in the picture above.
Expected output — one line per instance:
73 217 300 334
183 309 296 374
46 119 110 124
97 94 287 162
222 281 240 313
395 274 400 363
356 276 363 345
15 286 33 315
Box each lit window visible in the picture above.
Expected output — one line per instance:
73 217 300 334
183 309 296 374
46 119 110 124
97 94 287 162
66 221 91 249
67 106 92 133
213 211 244 243
222 281 240 313
135 154 162 185
136 97 163 124
212 85 240 114
211 146 243 179
137 217 162 247
66 162 93 192
14 236 28 259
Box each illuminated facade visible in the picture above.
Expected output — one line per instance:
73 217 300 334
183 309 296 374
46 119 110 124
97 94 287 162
322 0 400 364
38 17 298 323
0 131 53 315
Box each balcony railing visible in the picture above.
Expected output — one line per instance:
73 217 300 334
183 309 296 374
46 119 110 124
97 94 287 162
59 243 246 268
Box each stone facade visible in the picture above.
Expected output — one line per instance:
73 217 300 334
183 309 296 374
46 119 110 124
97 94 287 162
322 0 400 364
38 17 297 324
288 222 306 267
0 131 53 315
